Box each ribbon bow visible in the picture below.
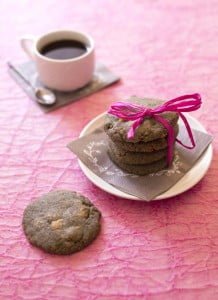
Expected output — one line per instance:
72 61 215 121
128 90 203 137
108 93 202 165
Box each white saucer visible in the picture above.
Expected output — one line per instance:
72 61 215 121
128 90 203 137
79 113 213 201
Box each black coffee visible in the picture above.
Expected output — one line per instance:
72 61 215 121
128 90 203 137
40 39 87 60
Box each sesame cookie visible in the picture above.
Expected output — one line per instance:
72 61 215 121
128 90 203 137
23 190 101 255
108 124 179 152
108 140 169 165
109 150 168 175
105 97 179 143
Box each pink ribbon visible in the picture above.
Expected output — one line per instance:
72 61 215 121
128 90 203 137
108 93 202 165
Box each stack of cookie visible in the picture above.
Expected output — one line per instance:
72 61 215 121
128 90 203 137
104 98 179 175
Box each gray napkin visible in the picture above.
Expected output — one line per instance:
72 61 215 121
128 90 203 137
67 125 212 200
8 61 120 112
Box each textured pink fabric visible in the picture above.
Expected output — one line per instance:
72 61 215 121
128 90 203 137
0 1 218 299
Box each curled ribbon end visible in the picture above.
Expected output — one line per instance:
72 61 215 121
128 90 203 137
127 129 134 139
195 93 201 101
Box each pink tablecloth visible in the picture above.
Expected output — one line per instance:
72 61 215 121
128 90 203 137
0 1 218 299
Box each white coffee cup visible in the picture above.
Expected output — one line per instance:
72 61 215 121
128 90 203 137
20 30 95 91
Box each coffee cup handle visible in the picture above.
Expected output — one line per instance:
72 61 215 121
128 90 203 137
20 35 36 60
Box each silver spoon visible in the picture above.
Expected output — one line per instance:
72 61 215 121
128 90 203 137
8 62 56 106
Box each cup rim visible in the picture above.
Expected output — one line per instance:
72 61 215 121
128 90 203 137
34 30 94 63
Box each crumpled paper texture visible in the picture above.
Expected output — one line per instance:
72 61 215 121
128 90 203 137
0 1 218 300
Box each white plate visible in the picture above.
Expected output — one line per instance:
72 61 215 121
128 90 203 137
79 113 213 201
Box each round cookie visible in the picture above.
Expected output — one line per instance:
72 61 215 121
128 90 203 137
105 97 179 143
108 124 179 153
108 140 169 165
23 190 101 255
109 150 167 175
